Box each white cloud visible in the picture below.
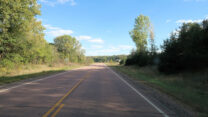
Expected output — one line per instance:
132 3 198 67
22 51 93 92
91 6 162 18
43 24 103 44
44 24 60 30
91 45 103 49
99 48 119 53
76 36 92 40
176 19 203 24
102 45 134 53
118 45 134 50
39 0 56 6
87 47 119 56
171 15 208 37
86 45 134 56
47 30 73 37
166 19 171 23
88 38 104 43
57 0 76 5
36 18 43 22
176 15 208 25
184 0 207 2
39 0 76 6
76 36 104 44
44 24 73 37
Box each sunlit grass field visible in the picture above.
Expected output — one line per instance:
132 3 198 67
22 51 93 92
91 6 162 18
0 63 84 85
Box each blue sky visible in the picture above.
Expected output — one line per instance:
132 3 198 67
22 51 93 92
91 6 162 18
38 0 208 56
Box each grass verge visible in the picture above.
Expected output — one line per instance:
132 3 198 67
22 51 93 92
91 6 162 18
0 63 84 85
109 65 208 117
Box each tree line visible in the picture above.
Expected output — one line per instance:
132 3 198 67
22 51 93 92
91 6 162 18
159 20 208 73
124 14 208 74
89 55 127 63
0 0 88 72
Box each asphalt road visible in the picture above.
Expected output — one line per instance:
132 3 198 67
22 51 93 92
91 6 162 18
0 63 171 117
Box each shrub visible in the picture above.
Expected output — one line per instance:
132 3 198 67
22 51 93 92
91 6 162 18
125 51 158 67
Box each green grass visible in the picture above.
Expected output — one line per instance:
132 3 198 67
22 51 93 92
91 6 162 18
110 65 208 116
0 63 84 85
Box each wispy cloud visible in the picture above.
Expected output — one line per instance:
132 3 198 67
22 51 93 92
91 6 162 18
86 45 134 56
176 15 208 25
176 19 203 24
58 0 76 5
36 18 43 22
166 19 171 23
118 45 134 50
184 0 208 2
44 24 73 37
76 36 104 44
88 38 104 43
39 0 76 6
76 36 92 40
91 45 103 49
47 30 73 37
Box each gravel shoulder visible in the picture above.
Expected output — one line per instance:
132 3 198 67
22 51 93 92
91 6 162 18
110 66 197 117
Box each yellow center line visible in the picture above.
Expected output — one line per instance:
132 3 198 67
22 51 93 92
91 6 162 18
42 72 90 117
51 104 65 117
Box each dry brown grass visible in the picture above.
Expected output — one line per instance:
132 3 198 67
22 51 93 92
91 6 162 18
0 63 82 77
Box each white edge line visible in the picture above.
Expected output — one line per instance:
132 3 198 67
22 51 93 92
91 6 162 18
0 68 80 93
105 65 169 117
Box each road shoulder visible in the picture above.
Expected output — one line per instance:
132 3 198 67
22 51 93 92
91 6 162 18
109 65 196 117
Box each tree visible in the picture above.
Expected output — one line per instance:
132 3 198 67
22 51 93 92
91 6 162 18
89 55 127 63
149 23 157 54
0 0 87 73
129 14 150 52
159 20 208 73
0 0 41 59
126 15 156 66
0 0 53 67
54 35 85 63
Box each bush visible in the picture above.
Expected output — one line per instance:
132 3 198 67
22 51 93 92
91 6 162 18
0 59 15 69
125 51 158 67
119 59 126 65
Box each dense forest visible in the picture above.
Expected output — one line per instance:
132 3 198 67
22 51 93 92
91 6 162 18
159 21 208 73
0 0 89 74
124 14 208 74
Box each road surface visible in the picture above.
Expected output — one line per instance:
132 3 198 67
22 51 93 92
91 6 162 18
0 63 172 117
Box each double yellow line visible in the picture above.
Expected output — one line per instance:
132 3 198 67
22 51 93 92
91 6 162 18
42 72 90 117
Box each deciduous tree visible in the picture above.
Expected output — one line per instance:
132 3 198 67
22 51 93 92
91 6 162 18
129 14 150 52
